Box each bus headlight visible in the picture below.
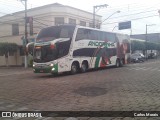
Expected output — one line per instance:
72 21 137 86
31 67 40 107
33 64 35 67
50 63 54 67
52 68 55 71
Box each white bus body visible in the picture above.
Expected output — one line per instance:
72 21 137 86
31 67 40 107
33 25 130 74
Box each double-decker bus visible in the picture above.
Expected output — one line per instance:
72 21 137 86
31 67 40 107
32 25 130 75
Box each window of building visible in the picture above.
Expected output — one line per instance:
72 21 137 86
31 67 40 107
0 52 3 56
96 23 100 29
80 21 86 26
69 18 76 25
9 51 14 56
55 17 64 25
12 24 19 35
19 46 25 56
89 23 93 28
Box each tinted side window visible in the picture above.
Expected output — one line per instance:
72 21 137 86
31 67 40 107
90 30 99 40
104 32 116 42
56 40 71 58
76 28 91 41
76 28 84 41
76 29 103 41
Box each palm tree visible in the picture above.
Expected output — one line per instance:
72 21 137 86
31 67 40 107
0 42 18 67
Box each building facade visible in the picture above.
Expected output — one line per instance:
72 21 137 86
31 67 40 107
0 3 101 66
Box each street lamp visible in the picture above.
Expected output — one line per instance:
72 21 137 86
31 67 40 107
112 25 118 31
102 11 120 23
100 10 120 28
145 24 156 59
93 4 108 28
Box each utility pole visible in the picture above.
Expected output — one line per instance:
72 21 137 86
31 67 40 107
93 4 108 28
24 0 28 68
93 6 96 28
20 0 28 68
145 24 156 60
145 24 148 60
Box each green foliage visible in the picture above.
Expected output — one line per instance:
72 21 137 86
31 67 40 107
146 42 156 50
155 43 160 50
29 59 33 67
0 42 18 57
27 42 34 55
131 41 145 52
131 40 160 52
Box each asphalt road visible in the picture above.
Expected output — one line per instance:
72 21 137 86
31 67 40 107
0 59 160 120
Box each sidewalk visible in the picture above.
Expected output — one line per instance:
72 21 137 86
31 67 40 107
0 67 32 77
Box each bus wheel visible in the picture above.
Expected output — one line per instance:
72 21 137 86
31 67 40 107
81 62 88 73
71 63 79 74
51 73 58 77
116 59 120 67
120 59 124 67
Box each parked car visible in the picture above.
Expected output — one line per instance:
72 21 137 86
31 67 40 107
148 52 157 59
131 53 145 63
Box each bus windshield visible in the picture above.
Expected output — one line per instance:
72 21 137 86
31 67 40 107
36 25 75 42
33 45 58 63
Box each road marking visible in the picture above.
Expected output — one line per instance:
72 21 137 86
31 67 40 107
126 67 160 71
128 61 160 67
6 104 15 108
17 107 28 111
142 67 152 70
150 68 159 71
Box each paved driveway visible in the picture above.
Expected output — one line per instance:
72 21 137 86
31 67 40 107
0 59 160 120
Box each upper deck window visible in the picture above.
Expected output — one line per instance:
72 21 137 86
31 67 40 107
36 26 75 42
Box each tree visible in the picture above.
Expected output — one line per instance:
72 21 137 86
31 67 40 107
131 41 145 53
0 42 18 67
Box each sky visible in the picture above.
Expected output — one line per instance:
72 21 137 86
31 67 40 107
0 0 160 35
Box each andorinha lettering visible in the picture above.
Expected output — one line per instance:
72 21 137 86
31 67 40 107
88 41 115 47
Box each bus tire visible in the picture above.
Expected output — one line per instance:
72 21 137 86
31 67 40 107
116 59 120 67
71 62 79 74
81 61 88 73
120 59 124 67
51 72 58 77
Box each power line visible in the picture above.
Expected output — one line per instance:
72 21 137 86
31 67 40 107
102 9 159 20
33 19 49 26
102 2 160 13
103 14 159 25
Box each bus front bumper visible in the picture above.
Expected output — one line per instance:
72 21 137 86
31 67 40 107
33 67 52 73
33 64 58 74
